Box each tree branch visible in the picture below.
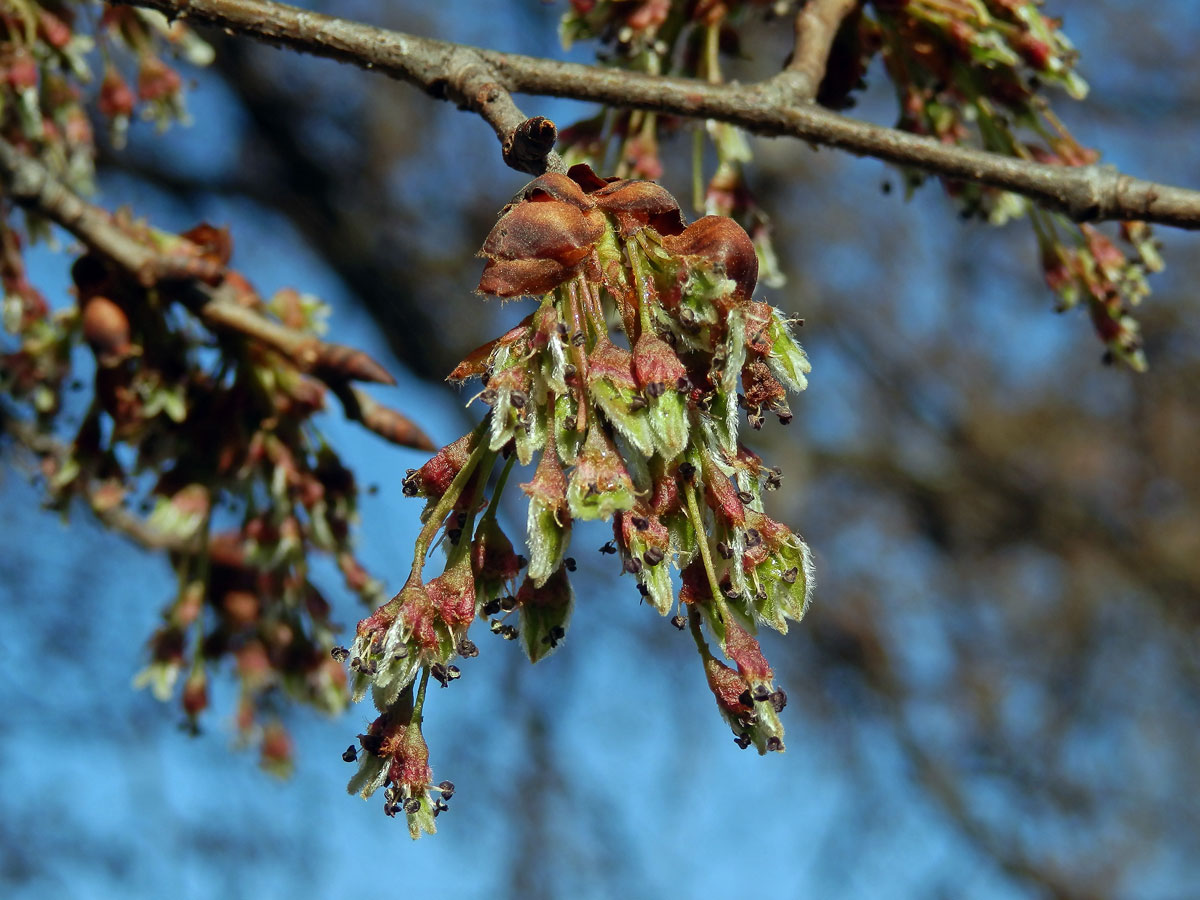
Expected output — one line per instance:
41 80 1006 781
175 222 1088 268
0 134 437 450
783 0 860 102
118 0 1200 229
0 134 399 389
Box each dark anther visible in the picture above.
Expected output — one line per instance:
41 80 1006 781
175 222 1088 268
670 615 687 630
749 411 765 430
500 595 518 611
782 567 798 584
770 689 788 713
766 736 784 752
599 541 617 555
564 415 578 431
447 665 461 680
645 381 665 398
563 363 577 378
738 689 753 708
366 659 379 676
479 388 498 405
678 462 696 481
745 528 762 548
394 648 409 661
717 541 733 560
384 802 399 818
643 547 665 566
342 745 358 763
510 390 528 409
447 528 462 544
636 583 650 598
483 599 502 617
457 638 479 658
405 798 422 814
516 555 528 568
557 322 569 340
734 734 752 750
384 787 399 804
434 799 449 813
722 584 741 600
432 664 450 687
564 557 577 571
438 780 456 798
331 646 349 662
501 624 519 640
360 733 383 756
736 490 754 504
753 684 772 703
631 515 649 530
628 396 648 412
572 330 586 347
350 656 363 671
402 470 421 497
623 557 643 575
675 376 691 392
777 411 794 425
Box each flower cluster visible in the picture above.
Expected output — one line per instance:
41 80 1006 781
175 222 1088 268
2 210 428 770
1 1 207 206
342 164 812 835
560 0 1163 368
841 0 1161 367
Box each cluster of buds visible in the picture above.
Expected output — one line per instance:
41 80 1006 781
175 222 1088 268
558 1 790 286
3 208 429 770
1038 221 1161 370
1 2 208 206
560 0 1165 368
342 164 812 834
825 0 1164 366
560 0 790 57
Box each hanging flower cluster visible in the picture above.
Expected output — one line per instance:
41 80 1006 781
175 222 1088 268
1 1 209 210
341 164 812 837
2 211 429 772
559 0 1164 369
834 0 1162 368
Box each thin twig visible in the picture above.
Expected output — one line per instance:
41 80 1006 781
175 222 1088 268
782 0 860 101
116 0 1200 229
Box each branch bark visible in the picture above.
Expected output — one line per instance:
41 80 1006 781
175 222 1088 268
783 0 860 102
118 0 1200 229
